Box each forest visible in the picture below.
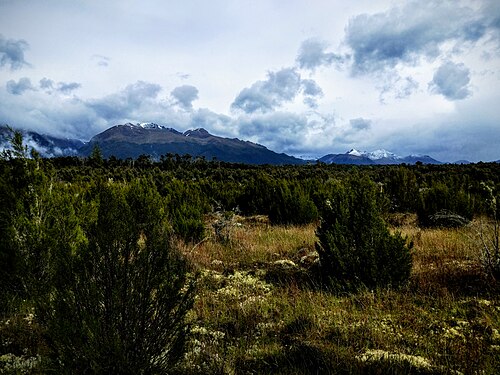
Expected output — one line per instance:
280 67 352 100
1 131 500 374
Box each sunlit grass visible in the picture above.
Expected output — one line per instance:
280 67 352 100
182 216 317 271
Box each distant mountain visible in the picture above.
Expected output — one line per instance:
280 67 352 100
0 125 83 157
0 124 476 165
79 123 304 165
318 149 443 165
318 153 375 165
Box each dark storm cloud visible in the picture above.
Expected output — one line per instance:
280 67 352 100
6 77 36 95
296 38 345 71
231 68 323 113
428 61 471 100
171 85 199 110
345 1 494 74
86 81 162 120
0 34 30 70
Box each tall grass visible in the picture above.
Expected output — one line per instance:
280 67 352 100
3 215 499 373
176 215 500 374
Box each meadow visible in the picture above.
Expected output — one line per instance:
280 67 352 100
174 214 500 374
1 143 499 373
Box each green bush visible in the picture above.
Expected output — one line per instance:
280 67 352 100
268 181 318 225
37 180 195 374
316 177 412 291
160 179 206 243
417 182 474 227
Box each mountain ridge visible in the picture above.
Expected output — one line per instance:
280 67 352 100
79 123 303 165
319 149 442 165
2 123 494 165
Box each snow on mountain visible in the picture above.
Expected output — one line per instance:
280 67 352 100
138 122 165 130
346 148 401 161
347 149 363 157
365 149 401 160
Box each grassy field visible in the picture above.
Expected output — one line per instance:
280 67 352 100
1 215 499 374
178 215 500 374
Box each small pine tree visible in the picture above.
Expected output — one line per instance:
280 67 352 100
316 177 412 291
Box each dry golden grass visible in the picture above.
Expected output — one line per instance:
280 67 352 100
177 215 500 374
182 216 317 271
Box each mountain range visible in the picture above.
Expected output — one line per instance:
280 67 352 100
318 149 442 165
0 123 481 165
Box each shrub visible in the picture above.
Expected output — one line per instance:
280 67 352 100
417 182 473 228
479 183 500 281
316 177 412 291
37 180 195 374
268 182 318 225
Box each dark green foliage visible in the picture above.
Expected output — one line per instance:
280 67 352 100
385 166 420 212
0 130 52 313
316 177 412 291
88 143 104 166
239 176 318 225
268 181 318 225
417 182 474 227
38 180 194 374
161 179 206 242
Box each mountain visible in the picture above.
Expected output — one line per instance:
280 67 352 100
0 125 84 157
318 153 375 165
318 149 442 165
79 123 305 165
400 155 442 164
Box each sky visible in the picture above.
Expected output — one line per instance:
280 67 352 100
0 0 499 162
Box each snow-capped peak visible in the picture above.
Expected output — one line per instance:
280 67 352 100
365 149 400 160
346 148 401 160
138 122 165 129
347 148 363 157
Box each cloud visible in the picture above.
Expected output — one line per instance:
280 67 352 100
176 72 191 80
39 78 81 94
232 110 337 156
301 79 323 108
86 81 162 121
236 111 308 150
39 77 54 90
344 1 494 74
57 81 81 94
171 85 199 110
0 34 30 70
190 108 232 136
231 68 302 113
378 75 419 102
349 118 371 131
91 54 110 67
6 77 36 95
301 79 323 97
231 68 323 113
429 61 471 100
296 38 345 71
